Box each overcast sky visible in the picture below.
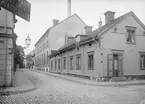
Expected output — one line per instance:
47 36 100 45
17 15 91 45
14 0 145 54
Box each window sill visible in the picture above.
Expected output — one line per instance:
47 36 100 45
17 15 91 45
126 42 136 45
140 68 145 70
88 68 94 70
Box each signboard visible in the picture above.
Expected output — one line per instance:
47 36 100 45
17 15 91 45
0 0 31 22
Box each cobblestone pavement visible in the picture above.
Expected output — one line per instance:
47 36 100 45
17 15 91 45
0 69 145 104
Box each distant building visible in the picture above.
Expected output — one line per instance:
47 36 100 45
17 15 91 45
0 8 16 86
34 14 86 71
49 11 145 79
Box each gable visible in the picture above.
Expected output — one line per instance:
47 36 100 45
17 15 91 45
109 14 145 36
49 14 86 50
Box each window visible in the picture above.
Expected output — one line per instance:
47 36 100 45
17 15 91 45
89 43 92 47
58 59 60 70
140 52 145 70
63 57 66 69
51 61 53 69
0 38 4 47
126 26 136 44
55 60 57 70
88 52 94 70
76 54 81 70
70 56 73 69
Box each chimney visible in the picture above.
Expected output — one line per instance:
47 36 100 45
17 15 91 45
85 26 93 35
53 19 59 26
104 11 115 24
98 18 102 28
68 0 71 17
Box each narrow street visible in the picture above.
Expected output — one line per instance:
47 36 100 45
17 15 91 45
0 69 145 104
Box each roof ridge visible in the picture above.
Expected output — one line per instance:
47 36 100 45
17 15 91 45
35 14 86 46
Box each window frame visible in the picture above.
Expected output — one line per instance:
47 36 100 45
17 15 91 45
63 57 66 69
88 52 94 70
140 52 145 70
76 54 81 70
51 61 53 69
126 26 136 44
70 56 74 70
55 60 57 70
58 59 61 70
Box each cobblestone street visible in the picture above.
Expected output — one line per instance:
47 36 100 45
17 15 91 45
0 69 145 104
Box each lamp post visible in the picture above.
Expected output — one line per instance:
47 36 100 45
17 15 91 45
24 34 31 69
25 34 31 48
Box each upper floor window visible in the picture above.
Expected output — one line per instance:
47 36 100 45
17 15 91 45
140 52 145 70
126 26 136 44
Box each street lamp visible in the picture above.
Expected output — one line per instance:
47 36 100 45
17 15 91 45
25 34 31 48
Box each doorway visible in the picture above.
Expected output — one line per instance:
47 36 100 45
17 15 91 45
108 53 123 77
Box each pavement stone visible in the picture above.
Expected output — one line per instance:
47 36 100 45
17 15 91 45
0 69 36 96
0 69 145 104
31 69 145 87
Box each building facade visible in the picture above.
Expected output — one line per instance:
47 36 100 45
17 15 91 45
34 14 86 71
0 8 15 86
49 11 145 79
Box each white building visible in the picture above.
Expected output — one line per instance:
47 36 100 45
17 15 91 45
34 14 86 71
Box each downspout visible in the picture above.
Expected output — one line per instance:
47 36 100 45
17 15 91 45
60 53 62 74
4 10 7 86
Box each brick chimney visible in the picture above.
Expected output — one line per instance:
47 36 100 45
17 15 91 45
104 11 115 24
98 18 102 28
85 26 93 35
53 19 59 26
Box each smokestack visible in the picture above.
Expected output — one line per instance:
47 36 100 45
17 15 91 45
68 0 71 17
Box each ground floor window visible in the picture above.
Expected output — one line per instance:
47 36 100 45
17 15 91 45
55 60 57 70
140 52 145 70
51 61 53 69
88 52 94 70
70 56 73 69
76 54 81 70
58 59 61 70
63 57 66 69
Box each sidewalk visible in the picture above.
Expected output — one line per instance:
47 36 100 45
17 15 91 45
0 69 36 96
32 69 145 87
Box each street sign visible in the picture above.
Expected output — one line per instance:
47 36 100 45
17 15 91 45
0 0 31 22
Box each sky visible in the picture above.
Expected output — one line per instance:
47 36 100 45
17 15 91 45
14 0 145 54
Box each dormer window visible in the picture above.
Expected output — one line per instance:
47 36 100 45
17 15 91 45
126 26 136 44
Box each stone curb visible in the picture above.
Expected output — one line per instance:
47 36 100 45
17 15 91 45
31 70 145 87
0 87 36 96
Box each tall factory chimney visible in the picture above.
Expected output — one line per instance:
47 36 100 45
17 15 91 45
68 0 71 17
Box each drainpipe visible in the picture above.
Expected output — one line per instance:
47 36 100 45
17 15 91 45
60 53 62 74
4 10 7 86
